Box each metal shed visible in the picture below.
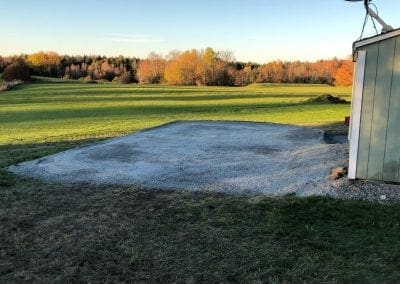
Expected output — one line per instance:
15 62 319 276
349 28 400 182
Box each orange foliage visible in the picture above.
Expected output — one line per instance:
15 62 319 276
4 49 354 86
333 59 354 86
137 52 166 84
27 51 61 76
27 51 60 68
137 59 151 83
164 50 201 85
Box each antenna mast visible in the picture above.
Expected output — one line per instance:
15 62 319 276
346 0 393 33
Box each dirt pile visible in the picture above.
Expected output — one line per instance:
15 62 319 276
309 94 349 104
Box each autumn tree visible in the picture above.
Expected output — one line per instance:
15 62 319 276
164 50 202 85
256 61 286 83
163 51 181 84
87 60 102 79
59 55 138 82
137 52 166 83
116 71 135 84
179 50 201 85
1 58 31 82
230 64 258 86
1 49 352 86
333 59 353 86
255 58 349 85
163 48 238 86
197 47 217 85
100 61 116 81
137 59 151 83
313 59 340 84
64 64 87 79
27 51 61 77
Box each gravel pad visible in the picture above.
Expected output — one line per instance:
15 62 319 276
9 121 347 196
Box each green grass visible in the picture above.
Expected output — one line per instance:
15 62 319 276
2 182 400 282
4 82 400 282
0 83 351 145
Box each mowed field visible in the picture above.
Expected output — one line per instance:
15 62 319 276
3 82 400 282
0 82 352 145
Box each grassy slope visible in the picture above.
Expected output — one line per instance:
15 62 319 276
3 82 400 282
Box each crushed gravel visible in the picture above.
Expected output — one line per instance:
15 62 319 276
331 172 400 203
8 121 400 200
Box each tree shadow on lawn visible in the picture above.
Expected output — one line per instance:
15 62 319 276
2 101 349 124
1 134 400 282
1 181 400 282
1 93 318 106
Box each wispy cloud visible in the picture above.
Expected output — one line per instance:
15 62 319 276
105 33 164 43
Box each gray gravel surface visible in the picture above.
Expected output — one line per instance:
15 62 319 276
332 172 400 203
9 121 352 196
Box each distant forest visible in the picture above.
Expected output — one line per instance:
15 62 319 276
0 48 353 86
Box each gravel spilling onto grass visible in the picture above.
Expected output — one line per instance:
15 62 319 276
9 121 352 197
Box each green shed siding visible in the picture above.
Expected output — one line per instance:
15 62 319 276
356 36 400 182
367 37 396 179
383 38 400 181
356 44 379 179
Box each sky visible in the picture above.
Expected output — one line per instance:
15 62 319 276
1 0 400 63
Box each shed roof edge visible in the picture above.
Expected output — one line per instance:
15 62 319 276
353 28 400 49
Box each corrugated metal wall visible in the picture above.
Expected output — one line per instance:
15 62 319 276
356 36 400 182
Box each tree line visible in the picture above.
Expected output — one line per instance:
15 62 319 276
0 48 353 86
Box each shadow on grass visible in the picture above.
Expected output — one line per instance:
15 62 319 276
1 93 319 106
2 131 400 282
1 101 349 124
1 182 400 282
0 138 106 187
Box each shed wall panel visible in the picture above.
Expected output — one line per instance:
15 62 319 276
356 45 379 179
367 38 396 180
383 37 400 181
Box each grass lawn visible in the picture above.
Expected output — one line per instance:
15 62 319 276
0 82 351 145
2 82 400 282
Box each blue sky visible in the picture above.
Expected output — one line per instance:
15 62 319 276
1 0 399 63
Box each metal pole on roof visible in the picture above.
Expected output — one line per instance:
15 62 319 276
345 0 393 33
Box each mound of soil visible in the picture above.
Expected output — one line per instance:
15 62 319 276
309 94 349 104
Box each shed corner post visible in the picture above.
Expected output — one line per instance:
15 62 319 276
348 50 367 179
